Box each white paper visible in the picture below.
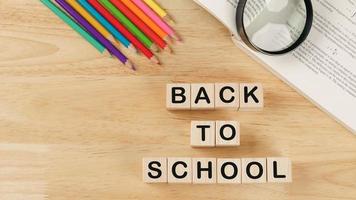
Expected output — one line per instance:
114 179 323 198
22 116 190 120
195 0 356 134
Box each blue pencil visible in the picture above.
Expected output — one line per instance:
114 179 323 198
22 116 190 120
78 0 136 52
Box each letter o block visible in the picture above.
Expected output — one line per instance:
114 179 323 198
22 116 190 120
143 157 167 183
241 158 267 184
217 158 241 184
216 121 240 147
166 84 191 110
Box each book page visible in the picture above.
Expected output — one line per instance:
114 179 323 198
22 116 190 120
195 0 356 134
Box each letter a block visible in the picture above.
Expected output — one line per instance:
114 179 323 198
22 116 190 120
215 121 240 147
267 157 292 183
168 157 192 183
143 157 167 183
192 158 217 184
191 83 215 110
241 158 267 183
239 83 264 111
190 121 215 147
166 84 191 110
215 83 239 109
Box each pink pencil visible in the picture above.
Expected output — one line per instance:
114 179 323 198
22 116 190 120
132 0 181 41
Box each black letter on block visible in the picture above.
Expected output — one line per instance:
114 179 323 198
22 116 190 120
273 161 286 178
221 162 238 179
172 87 186 103
246 162 263 179
197 161 213 179
244 86 259 103
219 86 235 103
148 161 162 179
172 161 188 179
196 125 211 141
195 87 211 104
220 124 236 141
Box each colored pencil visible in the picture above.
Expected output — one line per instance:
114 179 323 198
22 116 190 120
77 0 136 52
98 0 157 52
143 0 174 24
55 0 134 69
110 0 171 52
120 0 168 41
132 0 180 41
88 0 160 64
40 0 106 54
66 0 124 50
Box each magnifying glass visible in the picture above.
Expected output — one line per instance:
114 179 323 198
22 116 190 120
236 0 313 55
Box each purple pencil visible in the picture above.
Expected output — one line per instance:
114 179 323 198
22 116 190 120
55 0 135 70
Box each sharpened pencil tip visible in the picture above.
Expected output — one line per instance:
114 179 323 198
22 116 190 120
150 44 159 52
128 44 138 54
164 45 173 54
164 14 175 24
126 60 136 71
150 56 161 65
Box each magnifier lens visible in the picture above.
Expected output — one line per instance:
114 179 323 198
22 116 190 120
242 0 307 52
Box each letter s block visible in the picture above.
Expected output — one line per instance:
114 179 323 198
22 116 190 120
166 84 191 110
143 157 167 183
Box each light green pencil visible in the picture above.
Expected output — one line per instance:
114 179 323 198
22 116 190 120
40 0 108 55
98 0 158 52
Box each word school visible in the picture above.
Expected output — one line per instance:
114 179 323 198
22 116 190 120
143 157 292 184
166 83 263 110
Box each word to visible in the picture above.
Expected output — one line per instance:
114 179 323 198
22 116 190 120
166 83 263 110
191 121 240 147
143 157 292 184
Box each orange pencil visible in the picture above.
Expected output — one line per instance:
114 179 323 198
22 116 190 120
118 0 169 41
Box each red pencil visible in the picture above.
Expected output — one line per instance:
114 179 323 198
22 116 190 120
88 0 160 64
111 0 171 53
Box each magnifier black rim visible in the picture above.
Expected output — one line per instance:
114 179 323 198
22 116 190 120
236 0 313 55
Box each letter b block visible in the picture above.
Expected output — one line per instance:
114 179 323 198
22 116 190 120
166 84 191 110
143 157 167 183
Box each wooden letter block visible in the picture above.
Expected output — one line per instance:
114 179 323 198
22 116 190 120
166 83 191 110
191 83 215 110
190 121 215 147
217 159 241 184
241 158 267 183
215 83 239 109
192 158 216 184
215 121 240 147
167 157 192 183
267 157 292 183
143 157 167 183
239 83 264 111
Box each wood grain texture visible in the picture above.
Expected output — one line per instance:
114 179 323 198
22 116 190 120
0 0 355 199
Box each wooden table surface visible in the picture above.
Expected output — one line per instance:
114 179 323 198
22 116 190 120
1 0 356 199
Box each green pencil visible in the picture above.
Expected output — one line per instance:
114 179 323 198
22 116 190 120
40 0 108 54
98 0 157 51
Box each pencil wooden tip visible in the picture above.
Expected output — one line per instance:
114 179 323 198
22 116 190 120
150 44 159 52
164 14 175 24
172 33 182 42
128 44 138 54
164 45 173 54
150 56 161 65
126 60 136 71
102 49 111 57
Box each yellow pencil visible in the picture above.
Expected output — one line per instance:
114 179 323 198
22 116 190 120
66 0 121 48
143 0 174 24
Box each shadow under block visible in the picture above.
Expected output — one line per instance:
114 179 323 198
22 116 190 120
215 121 240 147
191 121 216 147
166 83 191 110
241 158 267 183
143 158 167 183
267 157 292 183
215 83 240 109
217 158 242 184
191 83 215 110
167 157 192 183
192 158 217 184
239 83 264 111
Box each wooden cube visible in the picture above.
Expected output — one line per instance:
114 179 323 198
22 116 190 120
267 157 292 183
166 83 191 110
239 83 264 111
241 158 267 183
191 121 216 147
191 83 215 110
192 158 217 184
143 157 167 183
167 157 192 183
215 121 240 147
215 83 239 109
217 158 241 184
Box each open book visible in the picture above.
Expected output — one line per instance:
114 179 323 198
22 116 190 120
195 0 356 134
